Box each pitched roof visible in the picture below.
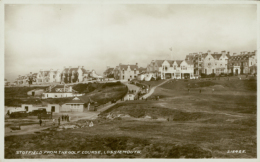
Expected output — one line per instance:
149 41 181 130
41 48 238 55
175 60 183 66
211 54 222 60
139 67 147 71
119 64 138 71
185 60 193 65
154 60 164 67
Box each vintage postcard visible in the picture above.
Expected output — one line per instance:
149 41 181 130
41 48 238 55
1 0 259 161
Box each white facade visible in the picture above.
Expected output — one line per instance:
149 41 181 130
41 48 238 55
42 92 84 99
159 60 194 79
124 93 135 100
203 52 228 75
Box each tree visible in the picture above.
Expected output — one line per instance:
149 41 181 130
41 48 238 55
28 76 35 87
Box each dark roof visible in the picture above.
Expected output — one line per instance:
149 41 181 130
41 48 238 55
119 64 138 71
185 60 193 65
211 54 222 60
175 60 183 66
185 55 194 61
154 60 164 67
54 85 65 88
139 67 147 71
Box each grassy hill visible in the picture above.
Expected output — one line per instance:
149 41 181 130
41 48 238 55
5 82 127 107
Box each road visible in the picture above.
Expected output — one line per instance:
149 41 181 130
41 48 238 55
5 80 165 137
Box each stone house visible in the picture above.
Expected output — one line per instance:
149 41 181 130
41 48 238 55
114 63 140 81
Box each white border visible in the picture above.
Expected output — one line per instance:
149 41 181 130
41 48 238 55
1 0 259 162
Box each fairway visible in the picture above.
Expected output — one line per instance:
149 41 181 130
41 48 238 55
5 78 257 158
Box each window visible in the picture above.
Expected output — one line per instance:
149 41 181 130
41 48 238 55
123 70 124 74
215 63 217 66
55 95 57 97
251 62 252 65
208 63 211 66
134 70 136 74
174 65 176 70
220 64 222 66
225 64 227 67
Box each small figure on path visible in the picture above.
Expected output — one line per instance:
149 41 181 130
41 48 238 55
52 119 55 126
58 117 60 125
62 115 64 121
39 119 42 126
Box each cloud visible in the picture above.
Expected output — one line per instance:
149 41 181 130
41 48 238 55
4 4 257 82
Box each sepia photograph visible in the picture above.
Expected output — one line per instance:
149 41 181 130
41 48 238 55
3 0 259 160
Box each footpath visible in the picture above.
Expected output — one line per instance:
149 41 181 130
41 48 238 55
5 80 168 137
141 79 169 99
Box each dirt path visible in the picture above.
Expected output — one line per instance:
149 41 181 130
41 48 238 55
142 80 169 99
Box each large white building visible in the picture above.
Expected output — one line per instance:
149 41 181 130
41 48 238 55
147 60 195 79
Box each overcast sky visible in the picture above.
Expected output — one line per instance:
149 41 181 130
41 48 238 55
5 4 257 82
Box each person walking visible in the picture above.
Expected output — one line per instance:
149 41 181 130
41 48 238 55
52 118 55 126
62 115 64 121
58 117 60 125
39 119 42 126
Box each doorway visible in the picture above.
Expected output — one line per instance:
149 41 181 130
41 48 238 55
235 69 238 75
25 106 28 111
51 106 55 112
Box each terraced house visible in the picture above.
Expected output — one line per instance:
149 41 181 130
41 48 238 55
60 66 89 83
147 60 195 79
202 51 230 75
228 50 257 75
114 63 139 81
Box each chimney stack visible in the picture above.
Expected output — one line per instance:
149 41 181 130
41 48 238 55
107 66 110 69
207 50 211 55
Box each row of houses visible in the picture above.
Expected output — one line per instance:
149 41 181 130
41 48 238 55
6 97 86 114
104 50 257 81
15 66 104 85
185 50 257 76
